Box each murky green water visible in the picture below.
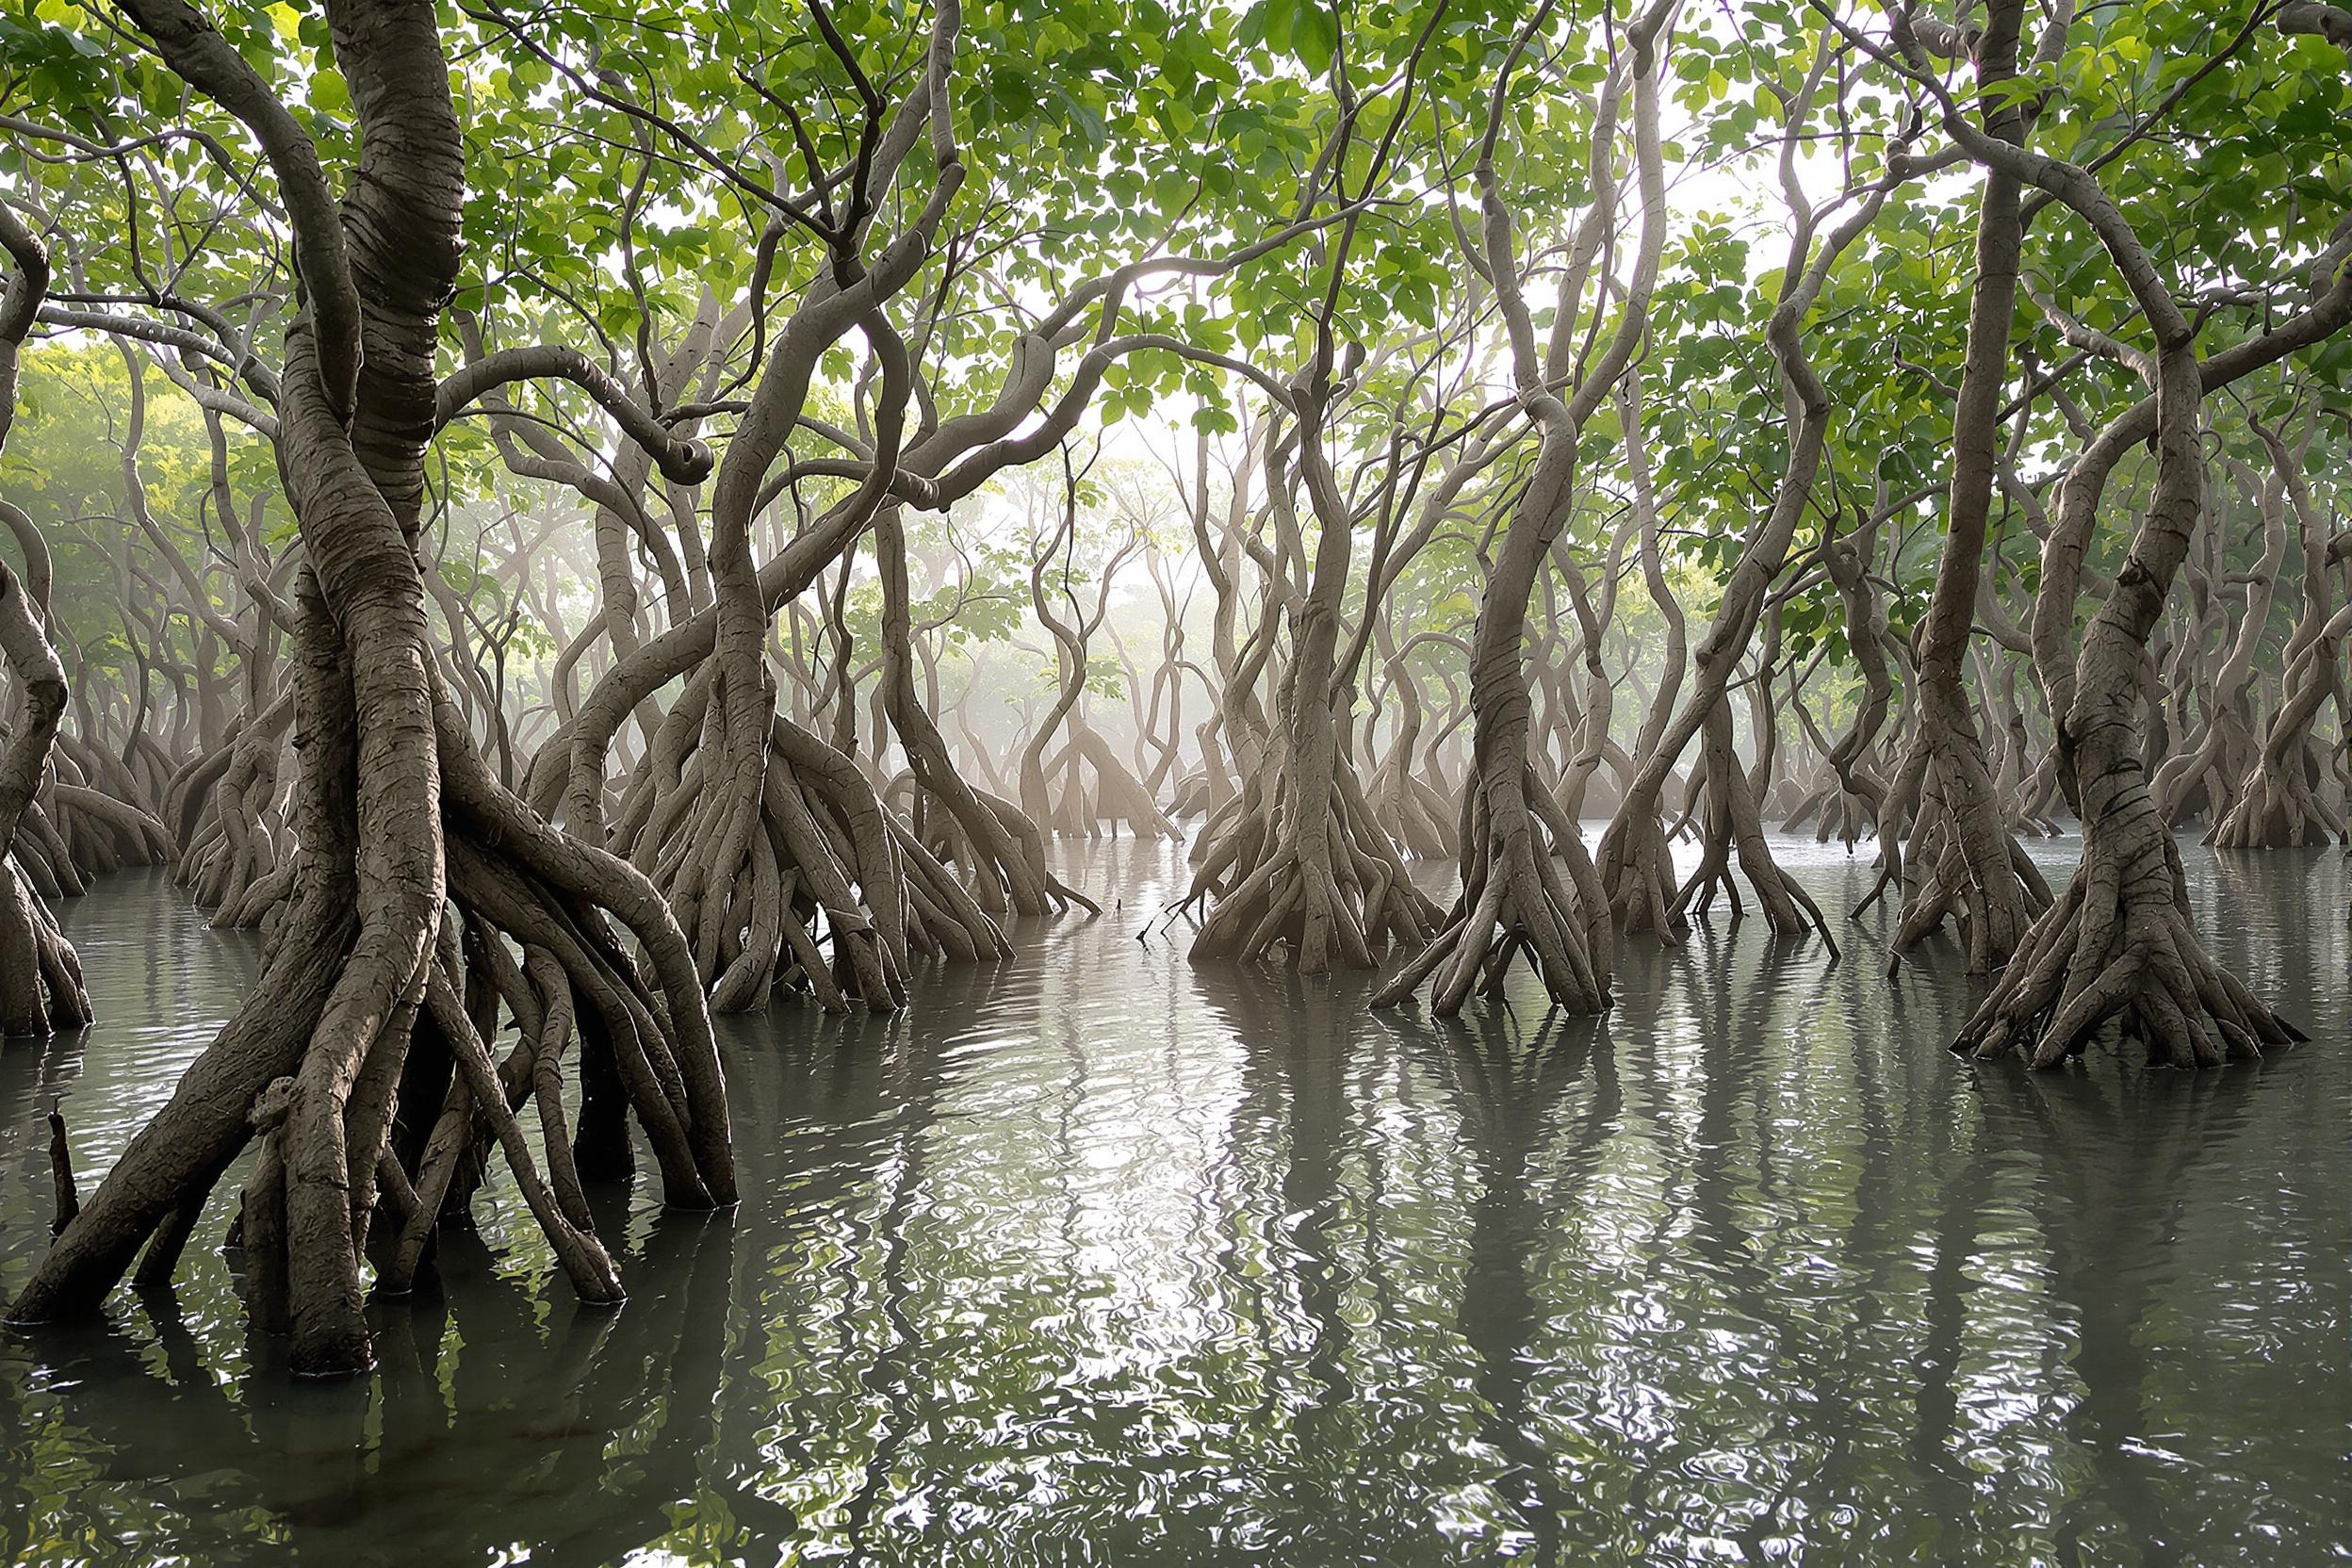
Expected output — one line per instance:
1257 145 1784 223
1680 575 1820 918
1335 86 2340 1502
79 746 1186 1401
1 838 2345 1566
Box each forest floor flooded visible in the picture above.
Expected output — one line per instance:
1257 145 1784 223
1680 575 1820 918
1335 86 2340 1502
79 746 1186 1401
0 834 2344 1567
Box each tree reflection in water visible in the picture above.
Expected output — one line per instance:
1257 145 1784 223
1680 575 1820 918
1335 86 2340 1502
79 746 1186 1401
0 840 2341 1565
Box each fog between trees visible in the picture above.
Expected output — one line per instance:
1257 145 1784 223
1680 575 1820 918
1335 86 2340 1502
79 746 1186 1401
1 0 2348 1376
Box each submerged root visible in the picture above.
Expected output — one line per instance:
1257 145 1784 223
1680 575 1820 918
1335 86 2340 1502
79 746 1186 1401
9 599 734 1377
1184 751 1439 972
1374 760 1609 1017
610 666 1009 1014
0 559 91 1035
1665 704 1839 955
1952 805 2302 1069
2212 749 2344 849
0 855 90 1035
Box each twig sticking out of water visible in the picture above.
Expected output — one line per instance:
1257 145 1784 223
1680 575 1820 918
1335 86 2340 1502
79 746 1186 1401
47 1100 77 1236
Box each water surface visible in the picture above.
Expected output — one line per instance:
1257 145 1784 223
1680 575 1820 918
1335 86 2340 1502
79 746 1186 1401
1 838 2344 1566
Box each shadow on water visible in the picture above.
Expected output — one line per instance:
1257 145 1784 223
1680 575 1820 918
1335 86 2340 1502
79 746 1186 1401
0 840 2344 1565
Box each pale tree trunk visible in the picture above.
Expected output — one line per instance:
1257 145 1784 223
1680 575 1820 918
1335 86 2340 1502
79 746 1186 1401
1187 393 1440 970
877 502 1091 920
1664 612 1835 945
2213 416 2349 846
1603 367 1687 915
1550 504 1634 824
1378 2 1672 1015
575 6 1041 1004
2150 449 2279 827
1598 34 1893 951
1365 623 1466 859
0 199 91 1036
1939 11 2352 1064
1013 468 1139 841
9 0 733 1376
1895 0 2050 972
1817 492 1900 842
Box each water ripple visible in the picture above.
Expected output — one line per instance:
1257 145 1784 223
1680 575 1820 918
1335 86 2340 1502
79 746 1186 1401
0 841 2343 1566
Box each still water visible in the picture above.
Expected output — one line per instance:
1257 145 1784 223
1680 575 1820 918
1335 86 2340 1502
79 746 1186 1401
0 837 2344 1567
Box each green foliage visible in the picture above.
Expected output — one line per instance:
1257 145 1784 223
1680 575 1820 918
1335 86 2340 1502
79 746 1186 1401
5 0 2351 732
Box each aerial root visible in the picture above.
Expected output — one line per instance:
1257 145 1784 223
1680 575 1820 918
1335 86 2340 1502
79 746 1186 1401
1034 726 1185 840
216 808 725 1358
46 784 171 879
1952 826 2301 1069
1375 761 1609 1017
1671 815 1841 958
615 681 1010 1013
176 701 295 924
897 773 1099 920
1885 772 2051 975
366 920 623 1304
1600 803 1682 943
0 855 90 1035
237 901 631 1342
1658 704 1840 957
1184 752 1438 972
2212 755 2345 849
1366 758 1460 859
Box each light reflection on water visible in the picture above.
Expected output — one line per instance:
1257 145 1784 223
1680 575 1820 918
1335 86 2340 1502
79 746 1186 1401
0 838 2344 1566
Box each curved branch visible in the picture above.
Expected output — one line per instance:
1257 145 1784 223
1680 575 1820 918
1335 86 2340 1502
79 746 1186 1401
435 343 715 483
107 0 361 416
